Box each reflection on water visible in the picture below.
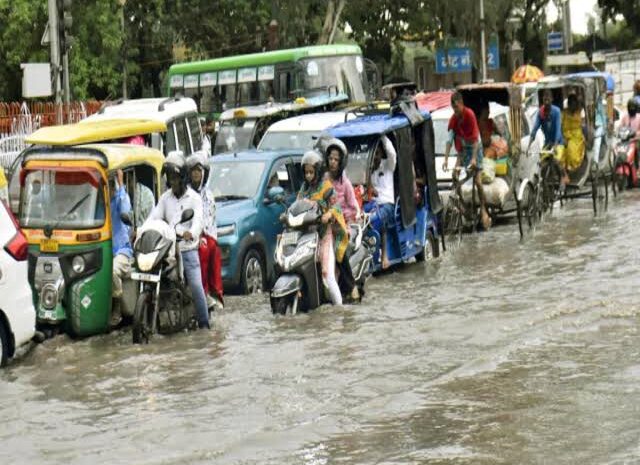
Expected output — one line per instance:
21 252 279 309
2 193 640 464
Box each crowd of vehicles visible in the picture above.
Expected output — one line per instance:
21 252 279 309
1 62 637 365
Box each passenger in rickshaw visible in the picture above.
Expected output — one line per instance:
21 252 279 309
560 93 586 184
323 138 361 302
187 151 224 312
109 169 134 326
477 100 508 160
298 150 349 305
366 135 397 269
443 92 491 230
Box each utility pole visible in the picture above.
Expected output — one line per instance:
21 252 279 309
479 0 487 82
563 0 572 54
119 0 127 99
47 0 62 123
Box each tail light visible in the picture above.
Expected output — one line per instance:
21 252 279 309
2 202 28 261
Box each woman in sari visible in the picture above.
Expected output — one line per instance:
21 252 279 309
298 150 349 305
561 93 586 185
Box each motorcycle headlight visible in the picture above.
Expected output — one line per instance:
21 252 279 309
217 224 236 237
288 213 304 228
137 250 160 272
72 255 86 274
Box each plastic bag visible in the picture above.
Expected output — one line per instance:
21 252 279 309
482 158 496 184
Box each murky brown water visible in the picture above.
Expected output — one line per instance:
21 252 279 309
2 193 640 465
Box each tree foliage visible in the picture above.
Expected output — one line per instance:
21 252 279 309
597 0 640 35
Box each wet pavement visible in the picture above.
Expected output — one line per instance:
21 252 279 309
2 192 640 465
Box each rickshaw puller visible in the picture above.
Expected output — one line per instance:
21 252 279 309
530 90 567 184
146 152 210 329
442 91 491 230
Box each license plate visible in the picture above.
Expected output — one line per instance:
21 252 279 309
131 271 160 283
281 231 300 246
40 238 59 252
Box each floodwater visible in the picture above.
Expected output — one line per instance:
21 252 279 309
2 193 640 465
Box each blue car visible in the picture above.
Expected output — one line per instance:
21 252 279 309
207 150 304 294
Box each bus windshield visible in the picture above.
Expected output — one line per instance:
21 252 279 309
299 55 366 102
213 119 257 154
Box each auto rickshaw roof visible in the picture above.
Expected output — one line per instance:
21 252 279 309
327 109 431 138
23 143 165 173
25 119 168 146
457 82 520 107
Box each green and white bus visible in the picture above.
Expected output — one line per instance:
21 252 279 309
167 44 371 117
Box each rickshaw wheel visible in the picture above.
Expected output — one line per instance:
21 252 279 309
417 230 439 261
133 291 153 344
443 197 463 251
540 160 560 214
516 183 537 238
591 170 609 215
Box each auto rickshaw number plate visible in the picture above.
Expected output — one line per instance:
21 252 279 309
40 238 59 252
131 271 160 283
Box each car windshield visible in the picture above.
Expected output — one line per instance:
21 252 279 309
299 55 366 102
208 161 265 200
213 119 257 155
20 168 106 229
258 130 318 151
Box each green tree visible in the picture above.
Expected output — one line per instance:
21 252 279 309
597 0 640 36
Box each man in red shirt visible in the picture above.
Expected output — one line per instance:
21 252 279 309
442 91 491 229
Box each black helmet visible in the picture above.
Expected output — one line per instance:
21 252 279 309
162 150 187 189
186 150 209 191
322 137 349 176
301 149 324 184
628 98 638 116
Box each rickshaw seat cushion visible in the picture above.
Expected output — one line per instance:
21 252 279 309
461 176 510 207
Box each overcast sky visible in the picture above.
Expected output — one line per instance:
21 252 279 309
547 0 597 35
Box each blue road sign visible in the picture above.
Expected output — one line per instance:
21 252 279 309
548 32 564 52
435 43 500 74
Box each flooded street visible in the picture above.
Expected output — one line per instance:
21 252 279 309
2 193 640 465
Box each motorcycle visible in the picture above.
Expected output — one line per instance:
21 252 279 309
128 210 198 344
614 126 638 191
270 198 372 315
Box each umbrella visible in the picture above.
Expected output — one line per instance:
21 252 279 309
511 64 544 84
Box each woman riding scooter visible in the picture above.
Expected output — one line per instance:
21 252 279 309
298 150 349 305
322 138 361 302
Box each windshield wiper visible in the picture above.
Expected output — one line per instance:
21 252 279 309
215 194 249 202
43 193 91 238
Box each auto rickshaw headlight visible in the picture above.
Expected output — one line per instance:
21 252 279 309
41 284 58 310
72 255 86 274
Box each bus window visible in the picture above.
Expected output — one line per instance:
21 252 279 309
277 72 291 101
201 85 216 113
259 80 275 102
220 84 237 110
238 82 258 106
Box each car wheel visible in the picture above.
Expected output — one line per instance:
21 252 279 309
0 321 9 367
241 249 265 295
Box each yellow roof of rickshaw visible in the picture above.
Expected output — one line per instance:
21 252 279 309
25 118 167 146
22 143 165 173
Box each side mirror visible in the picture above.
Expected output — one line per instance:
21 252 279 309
265 186 285 204
180 208 194 223
120 212 133 226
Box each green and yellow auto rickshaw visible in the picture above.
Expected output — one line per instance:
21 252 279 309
19 122 165 338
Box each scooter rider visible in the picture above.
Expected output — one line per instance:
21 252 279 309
187 151 224 311
322 137 361 302
146 151 210 329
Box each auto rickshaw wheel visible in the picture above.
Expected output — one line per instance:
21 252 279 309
417 230 439 262
0 321 8 367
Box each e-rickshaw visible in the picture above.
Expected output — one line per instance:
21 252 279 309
326 102 443 271
448 83 542 238
535 76 610 215
19 123 165 338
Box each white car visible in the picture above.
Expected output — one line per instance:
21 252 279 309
257 111 356 151
0 201 35 366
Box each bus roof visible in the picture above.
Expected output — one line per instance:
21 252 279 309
168 44 362 75
26 119 167 146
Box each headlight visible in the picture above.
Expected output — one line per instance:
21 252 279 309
217 224 236 237
137 250 160 272
287 213 304 227
72 255 86 274
41 284 58 310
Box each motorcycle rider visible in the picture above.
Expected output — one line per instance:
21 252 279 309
322 138 361 302
145 151 210 329
187 151 224 312
297 150 348 305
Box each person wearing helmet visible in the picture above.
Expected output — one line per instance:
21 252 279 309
298 149 348 305
187 151 224 312
621 99 640 163
324 138 361 302
146 151 210 329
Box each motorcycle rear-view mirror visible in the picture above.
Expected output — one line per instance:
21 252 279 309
180 209 194 223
